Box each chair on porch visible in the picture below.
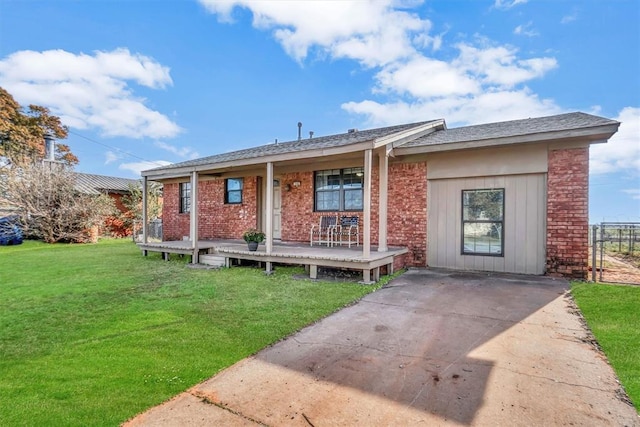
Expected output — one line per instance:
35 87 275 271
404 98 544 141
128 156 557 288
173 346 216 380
310 215 338 246
334 216 360 248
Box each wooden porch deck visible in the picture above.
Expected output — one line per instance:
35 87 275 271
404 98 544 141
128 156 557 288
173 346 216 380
137 239 408 283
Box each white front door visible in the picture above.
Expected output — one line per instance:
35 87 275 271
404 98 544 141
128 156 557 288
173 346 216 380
273 179 282 240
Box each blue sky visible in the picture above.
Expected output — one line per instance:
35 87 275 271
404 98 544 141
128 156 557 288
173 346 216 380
0 0 638 223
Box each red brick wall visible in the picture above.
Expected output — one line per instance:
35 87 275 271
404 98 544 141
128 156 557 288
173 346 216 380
280 172 317 242
163 178 257 241
546 147 589 279
388 162 427 266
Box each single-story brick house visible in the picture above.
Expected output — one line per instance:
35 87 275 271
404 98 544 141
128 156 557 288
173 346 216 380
140 112 619 279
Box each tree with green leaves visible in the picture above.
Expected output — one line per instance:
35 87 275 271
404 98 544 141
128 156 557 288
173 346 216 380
121 182 162 221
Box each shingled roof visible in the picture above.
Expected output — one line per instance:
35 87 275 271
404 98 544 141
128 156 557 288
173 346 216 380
145 120 437 172
403 112 618 148
74 173 140 195
143 112 618 178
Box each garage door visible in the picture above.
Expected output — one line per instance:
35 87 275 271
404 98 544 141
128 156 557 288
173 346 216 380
427 174 546 274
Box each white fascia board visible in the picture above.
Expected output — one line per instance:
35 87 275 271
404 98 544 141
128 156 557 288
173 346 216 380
142 140 374 180
394 123 620 156
372 119 446 150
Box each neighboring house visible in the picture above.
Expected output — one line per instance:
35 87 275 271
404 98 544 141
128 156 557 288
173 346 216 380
74 172 140 211
141 112 619 279
75 173 141 237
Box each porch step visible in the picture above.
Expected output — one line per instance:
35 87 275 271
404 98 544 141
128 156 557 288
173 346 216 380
200 254 226 268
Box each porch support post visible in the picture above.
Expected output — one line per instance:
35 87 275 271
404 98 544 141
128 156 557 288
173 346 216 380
265 162 274 256
190 170 199 264
378 152 389 252
142 176 148 244
363 149 372 258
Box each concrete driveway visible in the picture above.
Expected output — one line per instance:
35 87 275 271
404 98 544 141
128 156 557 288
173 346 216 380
125 269 638 426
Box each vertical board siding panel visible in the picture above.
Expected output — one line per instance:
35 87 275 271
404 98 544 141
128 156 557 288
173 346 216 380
533 174 546 274
429 180 437 266
449 179 461 269
512 176 526 273
426 182 434 266
441 179 451 267
428 179 442 267
538 174 548 274
430 180 439 266
524 175 537 274
494 177 507 272
439 180 449 267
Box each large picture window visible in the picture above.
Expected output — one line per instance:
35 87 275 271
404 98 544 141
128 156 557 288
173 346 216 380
225 178 243 204
461 188 504 256
179 182 191 213
314 168 363 211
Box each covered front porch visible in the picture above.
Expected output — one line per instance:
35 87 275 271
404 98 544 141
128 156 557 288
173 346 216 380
138 239 408 283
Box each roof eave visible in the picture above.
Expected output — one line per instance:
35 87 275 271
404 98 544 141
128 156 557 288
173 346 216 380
394 123 620 156
143 121 447 180
142 139 377 180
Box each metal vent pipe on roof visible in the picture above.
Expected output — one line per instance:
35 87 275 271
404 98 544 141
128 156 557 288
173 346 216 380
297 122 302 141
44 133 55 161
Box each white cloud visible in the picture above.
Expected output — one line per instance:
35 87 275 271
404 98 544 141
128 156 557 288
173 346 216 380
0 48 181 139
200 1 561 127
561 11 578 24
343 88 562 127
374 56 479 98
590 107 640 175
454 43 556 88
104 151 119 165
514 21 539 37
494 0 528 10
622 189 640 200
154 141 200 159
199 0 435 66
119 160 172 177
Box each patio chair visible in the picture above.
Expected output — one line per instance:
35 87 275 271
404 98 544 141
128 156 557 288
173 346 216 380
334 216 359 248
310 215 338 246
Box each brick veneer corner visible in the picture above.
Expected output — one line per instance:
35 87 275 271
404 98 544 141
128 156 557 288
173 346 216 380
546 147 589 279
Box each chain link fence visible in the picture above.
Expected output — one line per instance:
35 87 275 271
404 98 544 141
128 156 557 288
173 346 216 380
590 222 640 284
132 219 162 243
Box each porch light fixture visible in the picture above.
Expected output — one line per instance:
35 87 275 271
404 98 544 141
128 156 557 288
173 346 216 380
292 180 301 188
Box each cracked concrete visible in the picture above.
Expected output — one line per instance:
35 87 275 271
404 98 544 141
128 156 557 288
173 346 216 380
124 269 639 426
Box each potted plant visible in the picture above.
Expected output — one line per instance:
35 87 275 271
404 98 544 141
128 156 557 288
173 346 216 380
243 228 265 251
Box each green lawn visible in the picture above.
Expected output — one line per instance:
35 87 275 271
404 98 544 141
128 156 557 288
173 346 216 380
572 282 640 412
0 239 386 425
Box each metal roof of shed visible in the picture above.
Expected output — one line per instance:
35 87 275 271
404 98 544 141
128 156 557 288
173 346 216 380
74 173 140 195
